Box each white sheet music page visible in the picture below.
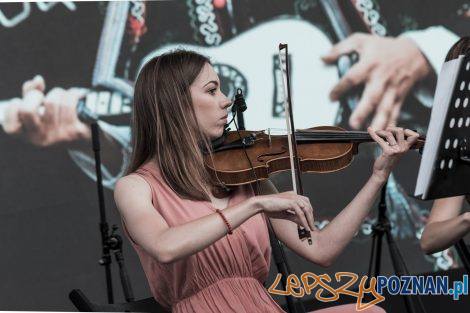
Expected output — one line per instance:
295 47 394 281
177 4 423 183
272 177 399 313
414 55 464 199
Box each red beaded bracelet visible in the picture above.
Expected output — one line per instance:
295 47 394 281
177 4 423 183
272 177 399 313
215 209 233 235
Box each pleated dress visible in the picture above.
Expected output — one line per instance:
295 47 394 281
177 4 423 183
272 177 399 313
128 161 285 312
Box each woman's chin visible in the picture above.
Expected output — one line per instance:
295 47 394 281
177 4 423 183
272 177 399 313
205 125 226 141
215 128 226 138
206 132 222 142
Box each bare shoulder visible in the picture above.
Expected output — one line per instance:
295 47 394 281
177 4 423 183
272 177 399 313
115 174 151 195
116 173 149 189
114 175 169 252
114 174 152 212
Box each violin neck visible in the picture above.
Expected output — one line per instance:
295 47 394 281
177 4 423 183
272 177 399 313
295 130 372 143
295 130 425 150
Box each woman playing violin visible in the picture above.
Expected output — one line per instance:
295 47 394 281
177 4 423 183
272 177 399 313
114 49 419 313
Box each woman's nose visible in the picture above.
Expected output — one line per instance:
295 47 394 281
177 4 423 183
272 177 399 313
221 94 232 109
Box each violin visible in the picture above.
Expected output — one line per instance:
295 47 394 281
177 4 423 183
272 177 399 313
205 125 425 187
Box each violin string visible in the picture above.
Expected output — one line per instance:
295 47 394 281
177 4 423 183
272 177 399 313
295 131 372 142
267 129 373 141
296 130 371 139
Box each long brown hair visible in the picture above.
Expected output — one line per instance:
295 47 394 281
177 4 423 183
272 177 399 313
445 36 470 61
128 50 213 201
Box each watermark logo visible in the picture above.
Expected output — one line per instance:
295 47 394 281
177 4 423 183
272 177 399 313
268 272 469 311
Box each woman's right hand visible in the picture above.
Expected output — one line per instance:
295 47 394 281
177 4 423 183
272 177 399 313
253 191 315 232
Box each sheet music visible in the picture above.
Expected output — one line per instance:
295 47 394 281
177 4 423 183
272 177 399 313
414 55 465 199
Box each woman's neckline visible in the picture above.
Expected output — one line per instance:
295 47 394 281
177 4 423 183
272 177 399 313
207 187 237 211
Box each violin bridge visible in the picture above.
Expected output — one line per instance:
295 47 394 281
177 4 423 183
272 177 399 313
268 128 272 147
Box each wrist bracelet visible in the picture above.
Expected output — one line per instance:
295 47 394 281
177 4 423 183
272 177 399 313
215 209 233 235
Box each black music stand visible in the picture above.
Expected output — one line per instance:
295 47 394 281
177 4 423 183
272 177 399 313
365 181 427 313
415 52 470 275
414 52 470 199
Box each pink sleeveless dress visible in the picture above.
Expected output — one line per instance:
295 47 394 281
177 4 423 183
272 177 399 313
128 162 285 313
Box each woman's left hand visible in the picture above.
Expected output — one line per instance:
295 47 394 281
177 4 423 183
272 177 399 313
368 126 419 182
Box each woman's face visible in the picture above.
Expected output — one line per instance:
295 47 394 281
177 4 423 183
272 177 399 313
190 62 231 140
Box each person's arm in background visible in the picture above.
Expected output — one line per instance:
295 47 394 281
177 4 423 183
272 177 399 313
1 75 129 189
400 26 460 109
321 26 458 130
420 196 468 255
67 122 131 189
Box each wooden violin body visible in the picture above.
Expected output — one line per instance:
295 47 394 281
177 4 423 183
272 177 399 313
205 126 425 187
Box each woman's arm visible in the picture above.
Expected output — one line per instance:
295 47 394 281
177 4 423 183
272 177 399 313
420 196 468 254
115 175 260 263
114 174 314 264
263 174 386 267
266 126 419 267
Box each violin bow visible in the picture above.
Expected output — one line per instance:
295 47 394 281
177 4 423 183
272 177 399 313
278 44 313 245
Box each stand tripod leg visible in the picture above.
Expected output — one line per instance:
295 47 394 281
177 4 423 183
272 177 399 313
267 220 306 313
104 259 114 303
456 197 470 274
99 224 114 304
367 224 384 280
108 227 135 302
366 184 387 292
114 250 135 302
384 228 426 313
366 183 426 313
455 239 470 275
364 222 383 304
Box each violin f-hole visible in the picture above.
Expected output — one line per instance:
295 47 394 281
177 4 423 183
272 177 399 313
257 147 288 162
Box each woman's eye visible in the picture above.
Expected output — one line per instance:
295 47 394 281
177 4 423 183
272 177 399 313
208 88 216 95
